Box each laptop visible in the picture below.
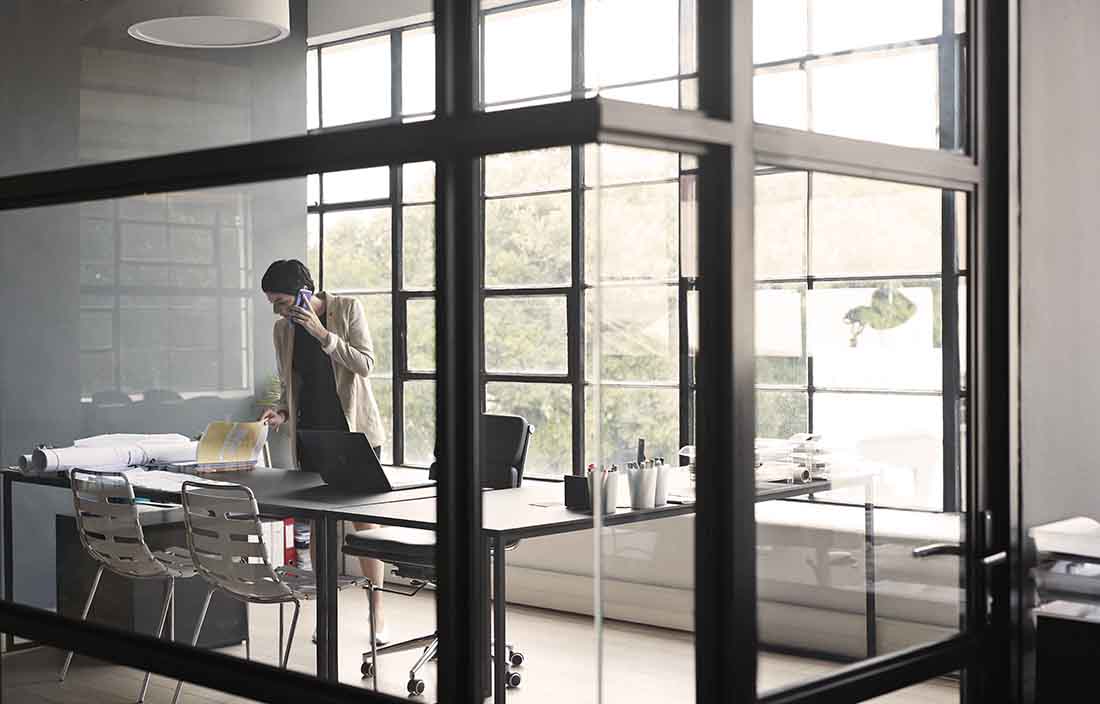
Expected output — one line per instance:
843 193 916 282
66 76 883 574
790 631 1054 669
297 430 434 492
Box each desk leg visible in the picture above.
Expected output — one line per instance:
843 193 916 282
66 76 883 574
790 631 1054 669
315 517 340 681
493 534 507 704
864 499 877 658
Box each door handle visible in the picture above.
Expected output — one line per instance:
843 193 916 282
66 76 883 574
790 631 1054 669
912 543 962 558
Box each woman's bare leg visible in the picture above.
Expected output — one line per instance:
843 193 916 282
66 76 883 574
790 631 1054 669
353 522 385 632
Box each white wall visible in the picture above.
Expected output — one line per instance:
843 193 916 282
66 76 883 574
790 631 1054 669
308 0 432 42
1020 0 1100 527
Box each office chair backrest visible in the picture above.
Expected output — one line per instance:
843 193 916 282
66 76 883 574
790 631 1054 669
143 388 183 404
70 469 170 579
92 390 132 406
180 481 292 603
429 414 534 489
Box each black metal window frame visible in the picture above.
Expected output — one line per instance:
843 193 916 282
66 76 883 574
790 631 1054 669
0 0 1012 703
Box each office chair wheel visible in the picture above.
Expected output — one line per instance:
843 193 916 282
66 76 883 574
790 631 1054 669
361 661 375 678
508 650 525 667
506 671 522 689
407 678 426 696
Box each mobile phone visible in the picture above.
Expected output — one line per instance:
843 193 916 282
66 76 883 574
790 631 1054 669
293 288 312 323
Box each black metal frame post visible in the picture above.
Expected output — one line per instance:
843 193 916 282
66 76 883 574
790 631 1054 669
434 2 485 703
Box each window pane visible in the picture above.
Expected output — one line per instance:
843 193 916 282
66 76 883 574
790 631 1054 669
809 281 942 391
307 173 320 207
810 45 941 150
755 169 807 278
485 147 571 196
756 389 807 438
322 167 389 204
585 0 679 89
483 0 571 105
306 48 319 130
352 294 392 377
403 204 435 290
756 285 805 385
402 26 436 116
586 286 678 383
959 275 968 389
813 392 943 510
404 380 436 467
681 175 698 278
80 216 115 286
307 213 320 280
811 0 942 54
598 80 679 108
484 296 568 374
486 382 572 474
407 298 436 372
322 208 391 291
485 193 571 288
753 0 808 64
810 173 943 277
584 144 679 188
585 386 678 465
371 378 395 464
403 161 436 203
586 183 678 283
120 296 219 392
753 68 808 130
321 35 391 126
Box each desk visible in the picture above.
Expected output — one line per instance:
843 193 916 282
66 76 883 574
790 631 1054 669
345 478 834 703
0 466 435 681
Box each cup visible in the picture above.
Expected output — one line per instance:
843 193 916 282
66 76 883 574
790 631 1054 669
588 470 619 514
626 464 657 509
654 463 671 506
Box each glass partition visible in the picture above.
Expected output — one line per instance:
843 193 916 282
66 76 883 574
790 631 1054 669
754 165 967 695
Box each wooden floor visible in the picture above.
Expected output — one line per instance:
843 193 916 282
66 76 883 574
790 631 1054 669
1 590 958 703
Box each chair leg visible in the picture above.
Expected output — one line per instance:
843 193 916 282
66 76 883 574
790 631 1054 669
138 579 174 703
368 583 379 692
278 602 284 666
59 564 104 682
409 637 438 679
171 588 214 704
281 600 300 670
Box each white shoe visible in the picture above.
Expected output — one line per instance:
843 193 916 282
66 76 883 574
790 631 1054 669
373 629 389 646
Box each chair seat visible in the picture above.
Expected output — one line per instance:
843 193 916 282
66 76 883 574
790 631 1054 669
275 565 368 601
153 547 196 579
343 526 436 567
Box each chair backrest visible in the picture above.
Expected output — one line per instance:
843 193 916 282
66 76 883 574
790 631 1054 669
91 390 132 406
429 414 534 489
180 481 292 603
70 469 169 579
143 388 183 404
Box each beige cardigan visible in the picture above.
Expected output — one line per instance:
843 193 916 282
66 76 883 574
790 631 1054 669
273 292 385 465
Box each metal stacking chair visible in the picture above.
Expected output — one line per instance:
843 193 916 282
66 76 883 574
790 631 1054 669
61 469 196 704
176 481 364 703
343 414 534 697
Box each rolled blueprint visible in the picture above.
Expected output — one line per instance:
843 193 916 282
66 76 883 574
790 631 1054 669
30 439 198 473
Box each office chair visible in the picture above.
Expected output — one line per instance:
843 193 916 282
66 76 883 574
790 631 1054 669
61 469 196 704
176 481 365 704
343 414 534 696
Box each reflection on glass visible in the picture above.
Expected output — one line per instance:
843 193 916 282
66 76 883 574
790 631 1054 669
403 161 436 203
485 193 571 288
307 213 320 278
353 294 393 376
483 0 571 106
756 285 805 385
584 144 678 187
407 299 436 372
486 147 571 196
755 169 808 278
372 378 395 464
809 281 942 391
321 35 392 126
598 80 680 108
486 382 572 474
586 183 679 283
586 286 679 383
322 208 392 291
484 296 568 374
322 167 389 204
402 26 436 116
307 48 319 130
811 173 943 276
404 380 436 466
756 389 808 438
753 0 965 151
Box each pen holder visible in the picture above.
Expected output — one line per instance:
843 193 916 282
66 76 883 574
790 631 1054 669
587 471 619 515
654 464 671 506
626 465 657 509
564 475 590 510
